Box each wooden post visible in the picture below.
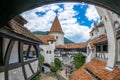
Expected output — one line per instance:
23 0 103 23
4 39 15 80
33 44 40 71
33 44 39 58
18 41 27 80
0 37 3 65
26 44 31 60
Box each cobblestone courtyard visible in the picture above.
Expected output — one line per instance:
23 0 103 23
40 73 58 80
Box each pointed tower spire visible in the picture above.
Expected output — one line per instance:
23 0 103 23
49 16 63 33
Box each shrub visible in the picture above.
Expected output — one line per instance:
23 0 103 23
38 54 44 70
74 53 85 69
32 75 40 80
50 66 58 72
54 58 61 68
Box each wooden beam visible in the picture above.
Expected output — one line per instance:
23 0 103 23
33 44 40 72
0 28 42 44
9 58 37 71
28 63 35 74
4 39 15 80
25 44 31 60
18 41 27 80
0 37 4 65
33 45 39 58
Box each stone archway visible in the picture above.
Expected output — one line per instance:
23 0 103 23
0 0 120 27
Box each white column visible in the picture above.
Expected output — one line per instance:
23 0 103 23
104 10 117 70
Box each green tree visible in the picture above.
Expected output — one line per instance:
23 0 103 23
50 66 58 72
74 53 85 69
38 53 44 70
54 58 61 68
32 75 40 80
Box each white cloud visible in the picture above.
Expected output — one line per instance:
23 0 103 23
85 5 100 21
21 3 92 43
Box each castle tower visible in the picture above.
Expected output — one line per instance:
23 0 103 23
49 16 64 46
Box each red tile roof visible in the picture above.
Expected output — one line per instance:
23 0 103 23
3 19 41 42
89 22 104 33
88 35 107 48
96 22 104 28
35 35 56 44
70 59 120 80
49 16 63 33
94 35 107 44
89 28 95 33
56 43 87 49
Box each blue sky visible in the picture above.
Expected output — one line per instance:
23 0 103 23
21 2 100 43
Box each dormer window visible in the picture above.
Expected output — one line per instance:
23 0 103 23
56 36 58 39
97 29 99 32
105 16 107 21
100 16 102 20
114 21 120 31
49 51 51 54
91 33 93 36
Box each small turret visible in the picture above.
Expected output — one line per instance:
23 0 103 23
49 16 64 46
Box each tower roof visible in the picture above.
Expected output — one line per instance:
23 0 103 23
49 16 63 33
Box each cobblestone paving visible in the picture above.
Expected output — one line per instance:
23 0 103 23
40 73 58 80
58 69 69 80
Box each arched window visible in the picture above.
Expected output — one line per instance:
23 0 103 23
114 21 120 29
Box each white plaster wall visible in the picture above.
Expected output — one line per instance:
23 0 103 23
3 38 19 64
3 38 10 59
96 6 117 68
40 41 55 65
9 67 24 80
86 44 96 63
91 30 98 39
25 64 33 78
117 39 120 62
49 32 64 46
0 72 4 80
97 26 106 36
30 60 39 73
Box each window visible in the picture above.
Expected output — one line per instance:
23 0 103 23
56 36 58 39
105 29 106 33
114 21 120 29
51 41 53 44
91 33 93 36
49 51 51 54
100 16 102 20
46 51 48 54
96 46 101 52
105 16 107 21
103 45 107 52
118 15 120 18
97 29 99 32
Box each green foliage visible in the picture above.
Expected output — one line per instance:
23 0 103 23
50 66 58 72
32 75 40 80
32 31 74 44
54 58 61 68
50 58 62 72
74 53 85 69
38 54 44 70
